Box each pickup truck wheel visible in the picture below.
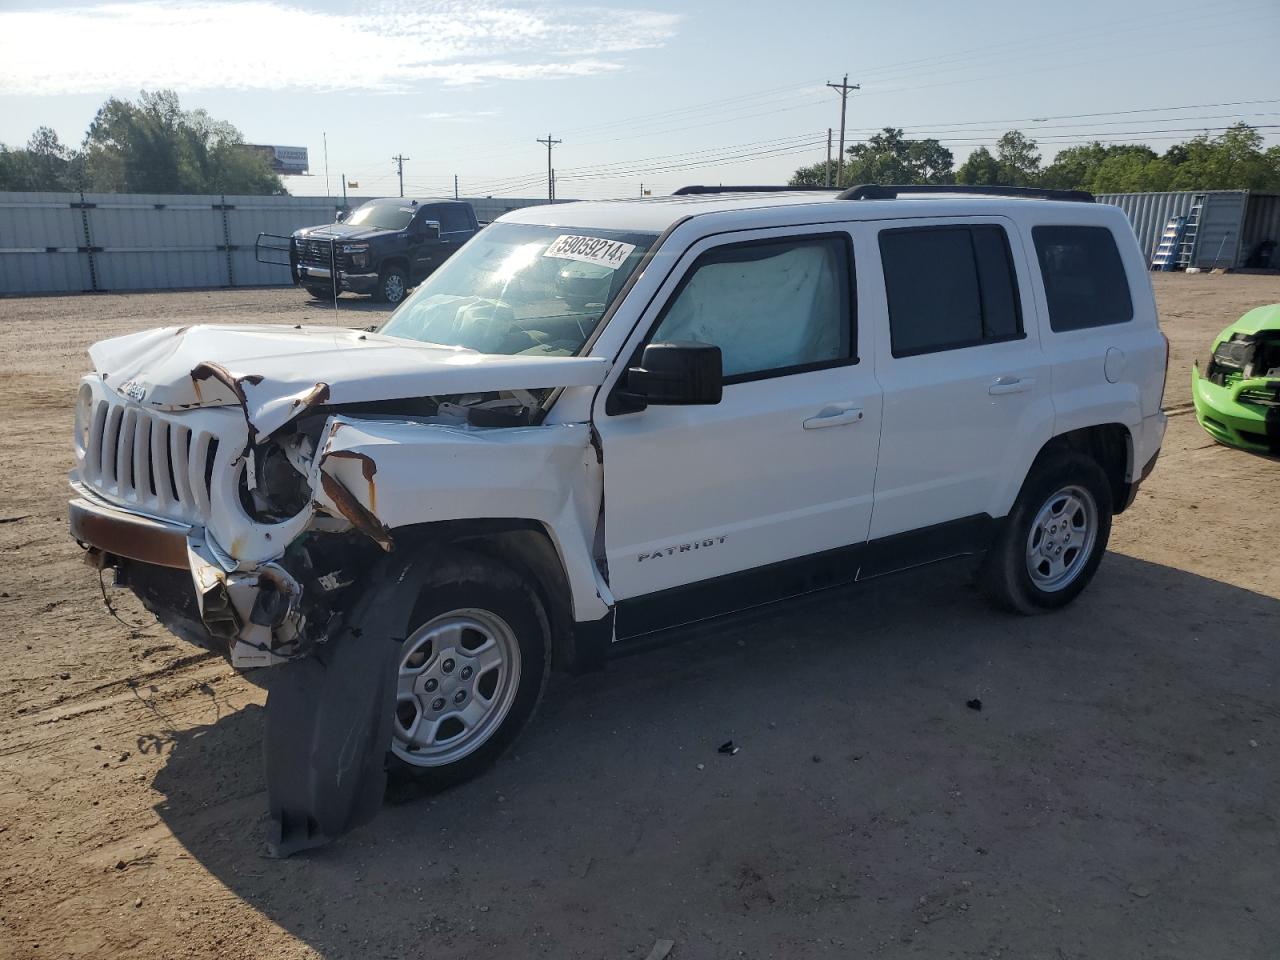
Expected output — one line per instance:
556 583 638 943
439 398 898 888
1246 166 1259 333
386 548 549 792
980 451 1112 614
375 265 408 304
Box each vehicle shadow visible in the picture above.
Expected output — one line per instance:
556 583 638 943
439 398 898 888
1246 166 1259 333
151 553 1280 958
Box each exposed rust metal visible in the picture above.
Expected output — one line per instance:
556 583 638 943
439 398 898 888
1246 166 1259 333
190 361 263 408
68 498 190 569
322 449 378 513
318 470 393 552
289 381 331 414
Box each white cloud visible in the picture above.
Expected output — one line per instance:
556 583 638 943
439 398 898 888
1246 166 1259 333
0 1 679 96
419 110 500 122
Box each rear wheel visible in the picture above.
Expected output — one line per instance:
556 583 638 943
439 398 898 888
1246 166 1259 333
980 451 1113 614
374 264 408 304
386 548 549 792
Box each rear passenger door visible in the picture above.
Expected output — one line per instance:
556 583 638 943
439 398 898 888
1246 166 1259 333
862 217 1055 544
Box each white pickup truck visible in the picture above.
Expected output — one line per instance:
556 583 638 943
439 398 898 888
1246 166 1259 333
68 184 1168 854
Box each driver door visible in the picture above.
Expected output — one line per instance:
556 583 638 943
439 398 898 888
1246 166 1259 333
407 206 441 283
593 227 883 639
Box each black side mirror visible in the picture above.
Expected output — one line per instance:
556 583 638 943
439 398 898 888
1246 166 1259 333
624 341 722 407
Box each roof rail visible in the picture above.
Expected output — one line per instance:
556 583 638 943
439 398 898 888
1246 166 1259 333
839 184 1095 203
671 185 836 196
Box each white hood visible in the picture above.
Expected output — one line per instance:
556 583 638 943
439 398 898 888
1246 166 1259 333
89 324 608 439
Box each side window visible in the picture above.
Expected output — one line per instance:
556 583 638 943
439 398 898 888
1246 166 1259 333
435 205 472 233
650 234 853 381
879 224 1023 357
1032 225 1133 331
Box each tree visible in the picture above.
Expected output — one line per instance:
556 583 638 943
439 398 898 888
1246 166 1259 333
1165 123 1280 191
995 130 1040 186
81 90 284 195
955 146 1002 185
0 90 285 195
1041 142 1172 193
791 127 953 188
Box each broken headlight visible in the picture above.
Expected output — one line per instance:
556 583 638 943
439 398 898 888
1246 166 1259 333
240 436 312 523
74 383 94 461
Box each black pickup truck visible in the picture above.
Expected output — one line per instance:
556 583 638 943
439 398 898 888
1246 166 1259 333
291 198 480 304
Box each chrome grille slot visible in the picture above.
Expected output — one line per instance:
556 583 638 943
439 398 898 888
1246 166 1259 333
78 393 244 528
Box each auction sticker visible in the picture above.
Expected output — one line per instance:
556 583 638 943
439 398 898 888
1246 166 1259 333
543 235 636 270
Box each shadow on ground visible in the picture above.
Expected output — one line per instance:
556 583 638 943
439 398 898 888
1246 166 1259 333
152 554 1280 959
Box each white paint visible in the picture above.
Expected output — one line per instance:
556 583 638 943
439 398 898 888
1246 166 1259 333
71 191 1169 674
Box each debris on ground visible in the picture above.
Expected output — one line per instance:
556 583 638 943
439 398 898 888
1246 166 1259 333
643 939 675 960
718 740 739 756
966 699 983 712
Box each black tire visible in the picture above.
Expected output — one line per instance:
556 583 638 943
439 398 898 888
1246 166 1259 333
374 263 408 304
979 450 1113 614
385 548 549 794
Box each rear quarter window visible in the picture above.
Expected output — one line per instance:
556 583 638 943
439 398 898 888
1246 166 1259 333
1032 225 1133 332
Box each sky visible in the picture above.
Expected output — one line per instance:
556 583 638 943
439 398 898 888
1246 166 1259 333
1 0 1278 201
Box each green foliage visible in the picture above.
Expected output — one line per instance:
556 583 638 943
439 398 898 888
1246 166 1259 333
0 90 285 195
791 127 953 188
955 146 1001 185
794 122 1280 194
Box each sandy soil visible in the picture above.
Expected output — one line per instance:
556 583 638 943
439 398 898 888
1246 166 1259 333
0 276 1277 960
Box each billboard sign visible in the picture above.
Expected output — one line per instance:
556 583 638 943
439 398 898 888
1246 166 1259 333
246 144 310 174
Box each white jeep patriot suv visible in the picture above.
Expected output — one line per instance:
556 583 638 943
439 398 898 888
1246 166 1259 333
68 184 1168 854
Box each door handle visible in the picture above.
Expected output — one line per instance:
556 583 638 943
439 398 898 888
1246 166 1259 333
989 376 1036 396
803 403 864 429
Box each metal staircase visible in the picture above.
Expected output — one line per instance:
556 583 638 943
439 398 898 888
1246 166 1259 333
1151 196 1204 271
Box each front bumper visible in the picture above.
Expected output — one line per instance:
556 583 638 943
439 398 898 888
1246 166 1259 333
1192 369 1280 454
69 494 304 669
296 264 379 294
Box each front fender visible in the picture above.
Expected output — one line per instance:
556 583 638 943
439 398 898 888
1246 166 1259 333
312 416 611 622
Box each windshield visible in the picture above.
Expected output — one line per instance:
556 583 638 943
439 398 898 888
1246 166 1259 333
344 200 416 231
380 222 658 356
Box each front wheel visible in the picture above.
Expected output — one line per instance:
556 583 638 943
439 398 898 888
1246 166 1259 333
374 264 408 304
979 451 1113 614
386 548 549 792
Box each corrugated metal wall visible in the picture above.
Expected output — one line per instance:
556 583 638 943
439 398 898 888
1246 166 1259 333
1095 190 1256 268
1239 193 1280 268
0 192 556 295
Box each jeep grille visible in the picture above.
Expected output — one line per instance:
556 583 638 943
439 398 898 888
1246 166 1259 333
80 397 221 526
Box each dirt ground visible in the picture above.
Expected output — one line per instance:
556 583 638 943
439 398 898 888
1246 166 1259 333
1 275 1277 960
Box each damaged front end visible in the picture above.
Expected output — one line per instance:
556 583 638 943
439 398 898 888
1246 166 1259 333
1192 308 1280 455
69 323 610 853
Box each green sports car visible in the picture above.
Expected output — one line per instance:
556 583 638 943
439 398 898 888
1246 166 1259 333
1192 303 1280 455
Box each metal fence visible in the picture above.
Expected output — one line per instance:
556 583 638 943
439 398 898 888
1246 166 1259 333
0 192 557 295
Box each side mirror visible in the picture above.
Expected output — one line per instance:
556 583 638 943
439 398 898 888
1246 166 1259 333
624 341 722 407
335 210 347 223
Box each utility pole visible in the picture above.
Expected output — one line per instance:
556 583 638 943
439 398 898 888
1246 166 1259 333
392 154 410 197
825 75 859 187
536 134 561 203
341 172 347 208
825 129 832 188
323 132 330 198
454 174 459 200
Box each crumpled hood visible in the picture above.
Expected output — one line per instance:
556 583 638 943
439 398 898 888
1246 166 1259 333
89 324 608 440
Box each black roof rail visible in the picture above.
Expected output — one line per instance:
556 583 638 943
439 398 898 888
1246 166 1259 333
839 184 1095 203
671 185 837 196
